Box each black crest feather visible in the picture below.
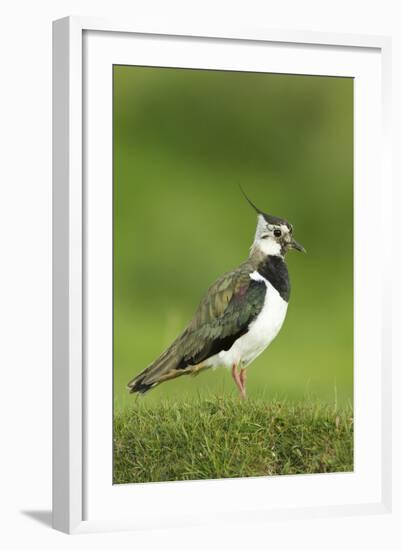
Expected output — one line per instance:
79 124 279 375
239 185 288 226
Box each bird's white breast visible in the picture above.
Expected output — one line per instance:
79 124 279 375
205 271 288 369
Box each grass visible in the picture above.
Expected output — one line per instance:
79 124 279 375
113 397 353 484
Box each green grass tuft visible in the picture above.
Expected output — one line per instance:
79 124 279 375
114 397 353 484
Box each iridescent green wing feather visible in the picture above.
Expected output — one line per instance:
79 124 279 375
127 261 266 392
178 262 266 366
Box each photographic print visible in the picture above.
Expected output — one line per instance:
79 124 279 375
113 66 353 484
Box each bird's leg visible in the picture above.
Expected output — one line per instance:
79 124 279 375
239 368 247 399
231 363 246 400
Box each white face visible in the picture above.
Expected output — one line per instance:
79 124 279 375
252 215 292 257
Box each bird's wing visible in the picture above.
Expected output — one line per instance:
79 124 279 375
127 262 266 393
177 263 267 367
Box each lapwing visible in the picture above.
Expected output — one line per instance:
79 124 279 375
127 190 305 399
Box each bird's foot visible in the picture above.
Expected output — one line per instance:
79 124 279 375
231 364 247 400
239 368 247 400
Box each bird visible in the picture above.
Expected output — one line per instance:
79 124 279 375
127 190 305 399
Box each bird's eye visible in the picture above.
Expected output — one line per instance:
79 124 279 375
273 229 282 237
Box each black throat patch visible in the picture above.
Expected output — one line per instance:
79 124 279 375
257 256 291 302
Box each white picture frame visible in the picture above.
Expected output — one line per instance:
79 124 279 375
52 16 392 534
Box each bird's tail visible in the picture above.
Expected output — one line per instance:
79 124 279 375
127 338 187 394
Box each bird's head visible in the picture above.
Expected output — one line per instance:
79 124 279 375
241 187 306 258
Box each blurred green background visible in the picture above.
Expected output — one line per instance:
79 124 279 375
113 66 353 412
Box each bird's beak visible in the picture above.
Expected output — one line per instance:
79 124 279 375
289 238 306 253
